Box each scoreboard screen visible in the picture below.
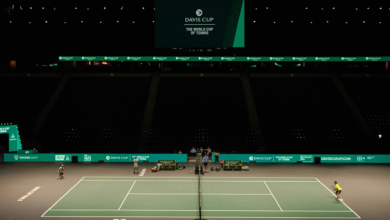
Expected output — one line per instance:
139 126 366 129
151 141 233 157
155 0 245 48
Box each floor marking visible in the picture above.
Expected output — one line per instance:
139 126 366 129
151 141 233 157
41 177 85 217
118 181 136 210
17 186 41 201
42 217 360 219
315 178 361 219
82 180 318 183
139 169 146 176
49 209 354 212
128 193 272 196
82 176 316 178
264 182 283 211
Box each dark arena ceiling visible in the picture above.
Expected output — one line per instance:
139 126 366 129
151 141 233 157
1 3 389 59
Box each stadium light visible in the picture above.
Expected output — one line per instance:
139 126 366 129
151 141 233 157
379 134 382 139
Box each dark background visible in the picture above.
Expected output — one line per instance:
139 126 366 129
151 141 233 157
0 2 389 154
1 2 389 61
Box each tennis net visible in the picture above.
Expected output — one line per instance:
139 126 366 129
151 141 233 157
198 165 202 220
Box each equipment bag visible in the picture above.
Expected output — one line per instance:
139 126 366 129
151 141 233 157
210 167 214 171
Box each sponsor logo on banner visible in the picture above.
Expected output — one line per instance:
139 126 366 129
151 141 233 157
196 9 203 16
300 155 313 162
25 151 29 154
18 156 38 160
0 127 10 132
357 156 366 162
55 155 70 161
321 157 351 161
10 133 16 140
105 155 130 161
275 156 294 161
14 155 19 160
84 154 92 162
248 156 273 162
132 155 150 161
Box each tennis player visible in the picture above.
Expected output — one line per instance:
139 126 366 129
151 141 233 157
58 165 64 179
334 181 343 201
203 154 209 173
133 156 139 174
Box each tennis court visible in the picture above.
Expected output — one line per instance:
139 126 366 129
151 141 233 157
42 176 360 219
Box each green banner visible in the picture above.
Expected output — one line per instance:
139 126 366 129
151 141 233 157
219 154 390 163
59 56 390 62
0 124 22 152
4 153 187 163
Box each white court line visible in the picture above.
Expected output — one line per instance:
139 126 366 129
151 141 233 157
41 177 85 217
48 209 354 212
315 178 361 219
82 176 316 178
42 217 360 219
139 169 146 176
82 180 318 183
118 181 136 210
264 182 283 211
128 193 272 195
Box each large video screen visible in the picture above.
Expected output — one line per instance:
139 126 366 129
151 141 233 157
155 0 245 48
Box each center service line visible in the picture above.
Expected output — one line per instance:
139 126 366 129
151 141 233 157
118 181 136 210
264 182 283 211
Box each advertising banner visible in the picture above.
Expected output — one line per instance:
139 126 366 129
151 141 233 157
219 154 390 163
0 124 22 152
4 153 187 163
58 56 390 62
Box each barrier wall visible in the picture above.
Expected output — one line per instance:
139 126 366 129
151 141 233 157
4 153 187 163
219 154 390 163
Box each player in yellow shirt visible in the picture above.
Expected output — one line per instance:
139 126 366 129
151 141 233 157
334 181 342 201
